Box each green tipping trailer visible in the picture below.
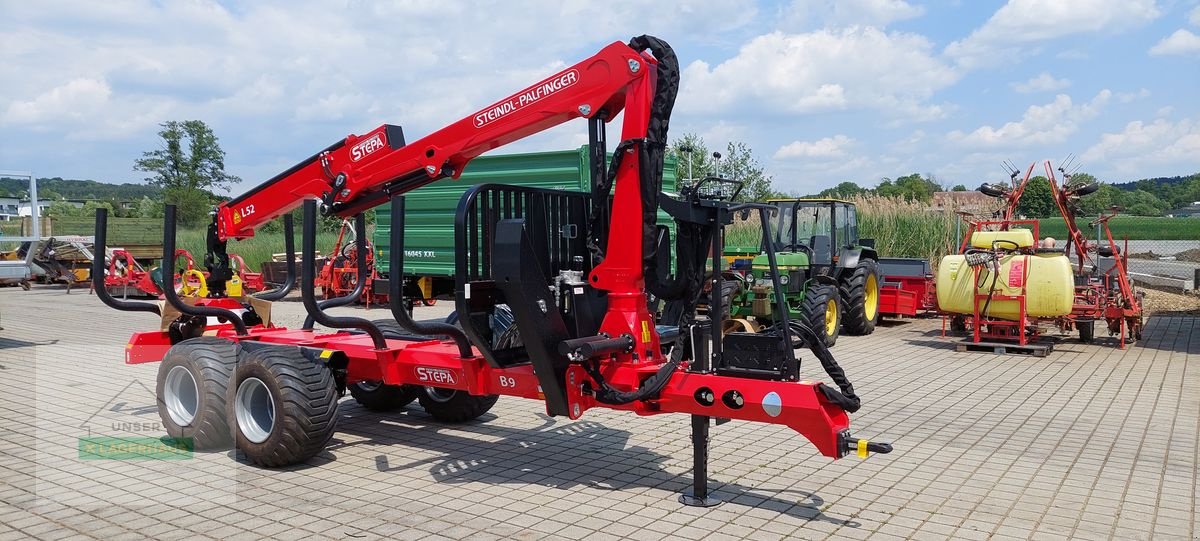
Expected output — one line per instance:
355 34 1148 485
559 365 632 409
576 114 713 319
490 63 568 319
373 145 679 300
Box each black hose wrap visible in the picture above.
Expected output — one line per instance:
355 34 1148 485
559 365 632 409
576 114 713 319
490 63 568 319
764 321 861 413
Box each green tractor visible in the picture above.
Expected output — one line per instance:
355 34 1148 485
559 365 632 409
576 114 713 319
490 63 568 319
726 198 882 347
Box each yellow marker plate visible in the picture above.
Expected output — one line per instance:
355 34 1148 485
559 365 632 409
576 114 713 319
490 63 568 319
857 439 868 458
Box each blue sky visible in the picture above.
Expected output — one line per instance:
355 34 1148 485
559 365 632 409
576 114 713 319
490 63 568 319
1 0 1197 196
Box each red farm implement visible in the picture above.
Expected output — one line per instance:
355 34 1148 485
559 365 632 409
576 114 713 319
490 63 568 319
92 36 890 507
943 160 1144 349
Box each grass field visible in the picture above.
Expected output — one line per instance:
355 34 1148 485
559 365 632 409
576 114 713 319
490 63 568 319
1036 216 1200 240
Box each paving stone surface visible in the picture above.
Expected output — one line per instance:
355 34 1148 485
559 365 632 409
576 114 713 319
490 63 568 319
0 286 1196 540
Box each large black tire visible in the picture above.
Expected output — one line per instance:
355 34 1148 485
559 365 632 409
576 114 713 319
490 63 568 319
840 259 881 336
227 347 339 468
1078 319 1095 343
799 283 841 348
348 381 417 411
417 388 499 423
156 337 239 450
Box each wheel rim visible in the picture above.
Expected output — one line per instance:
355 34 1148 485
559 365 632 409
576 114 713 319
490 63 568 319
825 299 838 336
163 366 199 427
235 377 275 444
864 273 879 321
424 387 456 403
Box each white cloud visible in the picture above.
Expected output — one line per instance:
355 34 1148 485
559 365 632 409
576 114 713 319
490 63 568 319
678 27 958 121
1082 117 1200 176
0 0 761 187
948 90 1112 148
1149 29 1200 56
780 0 924 28
1191 5 1200 26
774 135 855 159
946 0 1161 67
1011 72 1071 93
1116 88 1151 103
3 78 111 125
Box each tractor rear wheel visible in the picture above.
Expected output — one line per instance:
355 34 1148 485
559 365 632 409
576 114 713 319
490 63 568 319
800 283 841 348
228 347 339 468
156 337 239 450
417 388 499 423
840 259 881 336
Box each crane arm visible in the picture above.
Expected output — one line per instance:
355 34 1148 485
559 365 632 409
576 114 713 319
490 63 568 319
214 40 656 240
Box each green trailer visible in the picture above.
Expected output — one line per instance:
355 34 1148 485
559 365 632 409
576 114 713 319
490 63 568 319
373 146 678 300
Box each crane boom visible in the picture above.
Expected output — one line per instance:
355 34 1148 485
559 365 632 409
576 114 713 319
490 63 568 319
215 40 652 240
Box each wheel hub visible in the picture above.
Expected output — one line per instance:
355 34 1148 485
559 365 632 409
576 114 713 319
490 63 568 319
163 365 199 427
864 273 879 321
235 377 276 444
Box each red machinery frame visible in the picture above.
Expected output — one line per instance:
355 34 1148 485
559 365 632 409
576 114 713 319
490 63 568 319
94 36 888 505
1044 161 1143 348
877 259 937 318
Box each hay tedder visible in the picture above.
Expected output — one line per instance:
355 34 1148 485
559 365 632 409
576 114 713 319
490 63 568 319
93 36 891 505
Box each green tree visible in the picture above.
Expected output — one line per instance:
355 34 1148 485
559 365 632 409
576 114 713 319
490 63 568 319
819 181 867 199
951 184 968 191
667 134 778 201
1016 176 1056 218
893 173 939 202
134 120 240 226
45 200 81 218
135 196 164 219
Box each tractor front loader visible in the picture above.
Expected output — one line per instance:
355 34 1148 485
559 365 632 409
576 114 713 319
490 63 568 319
92 35 890 507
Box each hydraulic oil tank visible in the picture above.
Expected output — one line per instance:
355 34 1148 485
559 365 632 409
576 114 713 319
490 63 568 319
936 253 1073 320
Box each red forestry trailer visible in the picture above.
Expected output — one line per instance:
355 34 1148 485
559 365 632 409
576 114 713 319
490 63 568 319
92 36 890 506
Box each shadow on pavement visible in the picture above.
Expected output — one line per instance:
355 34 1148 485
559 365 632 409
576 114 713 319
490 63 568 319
334 407 860 527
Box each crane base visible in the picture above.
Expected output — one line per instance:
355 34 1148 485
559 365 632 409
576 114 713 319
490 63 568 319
678 493 722 508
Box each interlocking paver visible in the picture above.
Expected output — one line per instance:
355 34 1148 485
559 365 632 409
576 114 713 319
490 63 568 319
0 286 1196 540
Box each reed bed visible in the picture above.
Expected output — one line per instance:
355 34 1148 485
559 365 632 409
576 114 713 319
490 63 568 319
724 195 963 267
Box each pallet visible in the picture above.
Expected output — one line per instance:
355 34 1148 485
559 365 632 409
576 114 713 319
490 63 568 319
955 340 1053 357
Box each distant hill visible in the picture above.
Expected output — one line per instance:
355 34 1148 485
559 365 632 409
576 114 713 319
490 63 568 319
0 177 162 200
1110 174 1195 191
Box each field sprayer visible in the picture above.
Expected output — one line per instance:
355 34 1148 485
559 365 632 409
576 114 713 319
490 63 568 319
92 36 890 506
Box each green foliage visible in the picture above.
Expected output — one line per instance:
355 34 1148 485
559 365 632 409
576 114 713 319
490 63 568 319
134 120 240 227
0 177 162 201
44 200 115 218
841 173 939 202
951 184 968 191
817 181 869 199
667 133 780 201
1037 216 1200 240
1015 176 1056 218
853 195 957 264
135 196 164 219
1114 173 1200 209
